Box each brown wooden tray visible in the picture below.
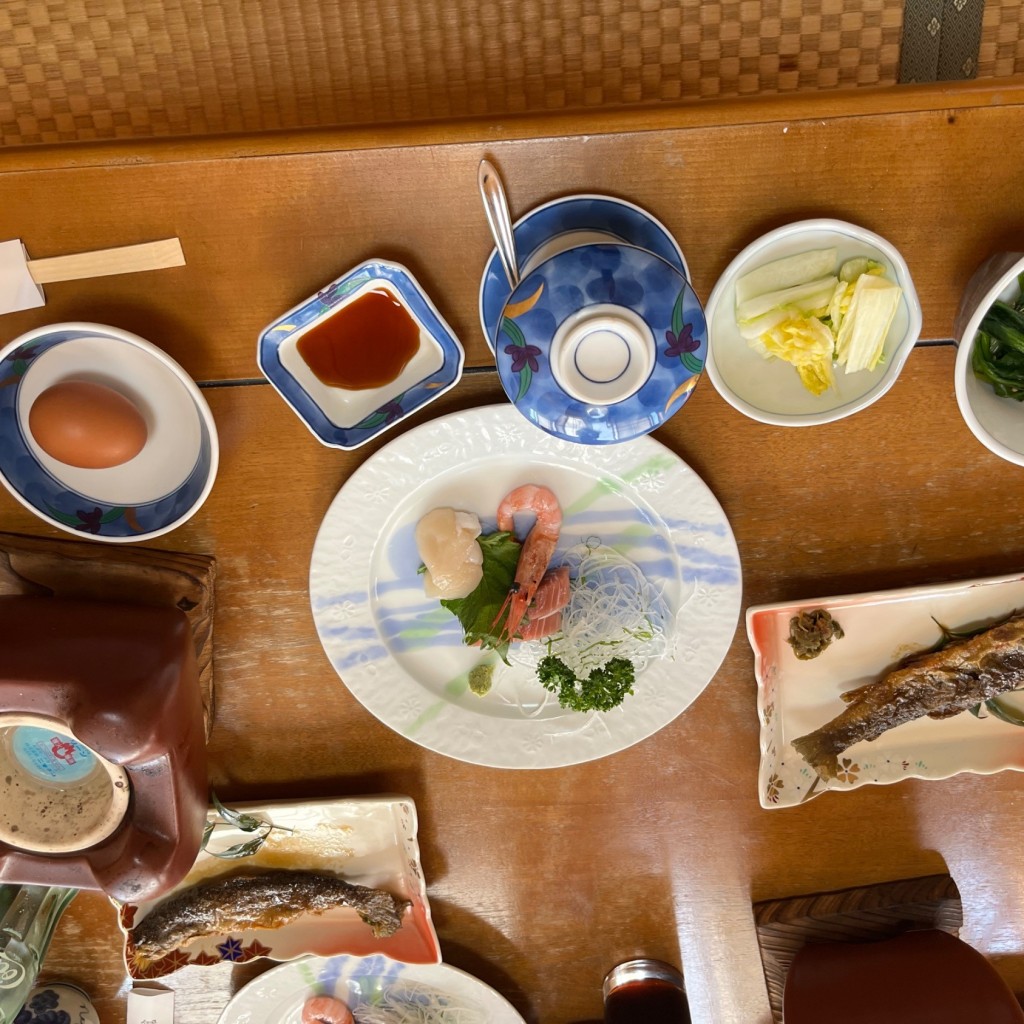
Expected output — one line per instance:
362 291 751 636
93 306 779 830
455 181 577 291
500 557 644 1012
753 874 963 1024
0 531 216 736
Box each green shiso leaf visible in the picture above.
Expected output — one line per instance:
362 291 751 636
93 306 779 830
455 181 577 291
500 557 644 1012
439 530 521 663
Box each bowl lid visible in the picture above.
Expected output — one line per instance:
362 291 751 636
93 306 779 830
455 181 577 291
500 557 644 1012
493 243 706 444
478 193 690 352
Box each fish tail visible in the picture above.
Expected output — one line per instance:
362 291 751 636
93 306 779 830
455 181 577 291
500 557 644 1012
791 733 841 780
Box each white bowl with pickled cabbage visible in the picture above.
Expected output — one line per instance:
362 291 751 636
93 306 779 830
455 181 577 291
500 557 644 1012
705 219 922 426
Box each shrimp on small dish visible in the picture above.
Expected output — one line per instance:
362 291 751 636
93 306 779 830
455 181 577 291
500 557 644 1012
301 995 354 1024
492 484 566 641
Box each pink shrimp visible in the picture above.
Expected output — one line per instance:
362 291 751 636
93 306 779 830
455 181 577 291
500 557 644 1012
301 995 354 1024
492 484 562 641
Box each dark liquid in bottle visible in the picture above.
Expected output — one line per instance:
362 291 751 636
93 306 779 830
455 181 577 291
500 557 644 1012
297 287 420 390
604 978 692 1024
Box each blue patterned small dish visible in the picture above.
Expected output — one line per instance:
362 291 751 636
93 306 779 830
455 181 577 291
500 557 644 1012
0 323 217 543
495 243 707 444
259 260 465 450
479 193 689 351
16 984 99 1024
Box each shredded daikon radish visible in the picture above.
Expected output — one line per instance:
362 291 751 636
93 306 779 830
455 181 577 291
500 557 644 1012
353 980 486 1024
511 541 670 677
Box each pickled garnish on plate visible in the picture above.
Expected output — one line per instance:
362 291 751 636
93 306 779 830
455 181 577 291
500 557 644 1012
792 611 1024 781
786 609 845 660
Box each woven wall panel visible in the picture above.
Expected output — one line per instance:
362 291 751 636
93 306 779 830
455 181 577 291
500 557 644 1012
0 0 1021 148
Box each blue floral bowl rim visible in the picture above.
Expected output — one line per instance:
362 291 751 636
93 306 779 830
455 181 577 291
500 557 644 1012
0 321 219 543
477 192 689 346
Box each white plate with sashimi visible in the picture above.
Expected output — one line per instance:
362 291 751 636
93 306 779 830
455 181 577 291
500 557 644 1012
309 404 741 768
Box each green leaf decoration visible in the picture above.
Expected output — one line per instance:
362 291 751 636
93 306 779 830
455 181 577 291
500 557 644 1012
356 411 389 429
984 695 1024 727
670 289 686 338
201 791 291 860
682 351 704 374
320 273 371 309
211 836 270 860
440 530 521 663
99 507 127 525
516 365 533 401
498 317 534 400
44 505 88 527
500 316 527 349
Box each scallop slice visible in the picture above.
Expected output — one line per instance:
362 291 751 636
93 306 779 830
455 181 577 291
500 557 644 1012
415 507 484 599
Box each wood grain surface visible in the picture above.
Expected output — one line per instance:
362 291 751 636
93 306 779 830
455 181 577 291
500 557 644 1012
3 81 1024 1024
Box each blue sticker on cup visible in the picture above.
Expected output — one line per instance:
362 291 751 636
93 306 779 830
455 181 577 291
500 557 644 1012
10 726 98 784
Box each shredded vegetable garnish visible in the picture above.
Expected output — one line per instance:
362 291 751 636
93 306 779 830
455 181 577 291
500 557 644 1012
511 541 669 680
353 982 486 1024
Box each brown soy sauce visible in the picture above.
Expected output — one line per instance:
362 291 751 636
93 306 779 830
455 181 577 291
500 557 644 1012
297 287 420 389
604 977 691 1024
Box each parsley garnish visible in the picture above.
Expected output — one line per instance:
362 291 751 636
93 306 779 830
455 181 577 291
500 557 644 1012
537 654 635 712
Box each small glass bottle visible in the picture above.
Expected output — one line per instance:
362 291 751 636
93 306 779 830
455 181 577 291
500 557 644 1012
0 885 78 1024
603 958 691 1024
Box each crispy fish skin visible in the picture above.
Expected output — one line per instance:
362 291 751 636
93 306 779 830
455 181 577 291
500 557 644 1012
792 612 1024 781
132 870 409 959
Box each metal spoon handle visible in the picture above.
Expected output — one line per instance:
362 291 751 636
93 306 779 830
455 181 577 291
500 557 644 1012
478 159 520 289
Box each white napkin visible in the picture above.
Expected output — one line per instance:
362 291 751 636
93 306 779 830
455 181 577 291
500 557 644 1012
128 986 175 1024
0 239 45 313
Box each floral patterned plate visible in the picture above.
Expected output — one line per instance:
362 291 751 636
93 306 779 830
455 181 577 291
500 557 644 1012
748 572 1024 809
495 244 707 445
117 796 440 979
478 193 689 351
217 954 526 1024
258 260 464 450
309 404 741 768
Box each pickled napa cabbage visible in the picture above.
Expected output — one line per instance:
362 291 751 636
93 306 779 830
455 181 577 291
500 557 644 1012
752 316 836 396
834 274 902 373
734 247 902 395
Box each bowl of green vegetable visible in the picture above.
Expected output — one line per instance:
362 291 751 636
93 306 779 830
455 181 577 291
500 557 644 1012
954 252 1024 467
705 219 921 426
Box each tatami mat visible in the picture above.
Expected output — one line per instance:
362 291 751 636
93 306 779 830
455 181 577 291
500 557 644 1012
1 0 1022 148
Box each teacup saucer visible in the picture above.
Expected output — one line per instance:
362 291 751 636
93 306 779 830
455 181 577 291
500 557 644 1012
479 194 688 351
495 243 707 445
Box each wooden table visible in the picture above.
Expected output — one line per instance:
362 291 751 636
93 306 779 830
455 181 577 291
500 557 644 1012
3 77 1024 1023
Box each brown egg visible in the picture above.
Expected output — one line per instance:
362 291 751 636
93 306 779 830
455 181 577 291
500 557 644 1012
29 380 148 469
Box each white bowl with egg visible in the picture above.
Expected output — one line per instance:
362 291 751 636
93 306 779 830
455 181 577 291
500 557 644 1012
258 259 465 449
0 322 218 542
954 252 1024 467
705 219 922 426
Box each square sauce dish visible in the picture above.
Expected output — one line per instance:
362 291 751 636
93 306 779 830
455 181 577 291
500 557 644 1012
258 260 464 450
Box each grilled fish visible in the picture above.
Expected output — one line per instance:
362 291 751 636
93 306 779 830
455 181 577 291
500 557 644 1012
132 869 409 959
792 611 1024 781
